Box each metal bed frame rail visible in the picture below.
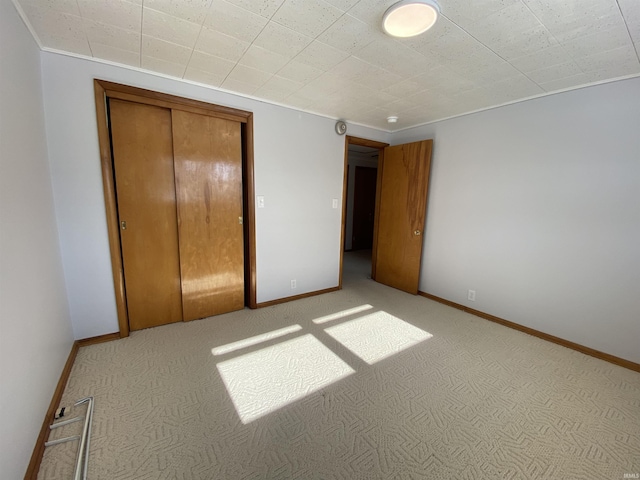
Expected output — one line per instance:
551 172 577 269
44 396 94 480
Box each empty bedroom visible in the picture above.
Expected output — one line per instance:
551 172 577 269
1 0 639 478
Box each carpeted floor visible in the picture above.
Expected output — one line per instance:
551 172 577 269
39 250 640 479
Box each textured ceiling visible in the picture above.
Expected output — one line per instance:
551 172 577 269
13 0 640 131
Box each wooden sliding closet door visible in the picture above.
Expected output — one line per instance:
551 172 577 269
110 100 183 330
172 110 245 321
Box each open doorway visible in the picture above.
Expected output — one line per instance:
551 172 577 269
346 147 378 251
340 136 389 287
340 136 434 294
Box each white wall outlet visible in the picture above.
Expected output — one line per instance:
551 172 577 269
332 198 338 209
291 279 296 289
257 195 265 208
468 289 476 301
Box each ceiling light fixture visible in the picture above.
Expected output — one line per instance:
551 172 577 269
387 116 398 123
382 0 440 38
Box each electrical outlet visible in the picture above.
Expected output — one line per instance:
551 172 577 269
468 289 476 301
291 279 297 289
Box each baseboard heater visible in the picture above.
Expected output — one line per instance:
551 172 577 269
45 396 94 480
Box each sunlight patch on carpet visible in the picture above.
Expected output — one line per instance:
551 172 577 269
312 304 374 324
216 334 354 423
324 311 433 364
211 324 303 356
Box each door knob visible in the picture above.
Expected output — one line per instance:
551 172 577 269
414 229 421 236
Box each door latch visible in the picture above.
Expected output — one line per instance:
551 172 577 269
121 221 127 230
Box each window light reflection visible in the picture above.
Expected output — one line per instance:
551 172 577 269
216 334 354 424
324 311 432 365
312 304 374 325
211 324 303 356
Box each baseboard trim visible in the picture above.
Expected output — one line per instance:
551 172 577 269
24 342 79 479
256 286 340 308
77 332 121 347
24 332 120 479
418 291 640 373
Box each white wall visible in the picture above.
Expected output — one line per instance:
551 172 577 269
393 77 640 363
0 1 74 478
344 152 378 251
39 48 640 363
40 52 388 338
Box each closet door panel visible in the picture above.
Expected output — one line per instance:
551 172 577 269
172 110 244 321
110 99 183 330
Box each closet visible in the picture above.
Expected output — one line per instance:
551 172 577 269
96 80 255 334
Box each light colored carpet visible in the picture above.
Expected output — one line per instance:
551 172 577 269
39 251 640 479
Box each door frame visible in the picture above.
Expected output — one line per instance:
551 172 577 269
339 135 389 288
94 80 257 338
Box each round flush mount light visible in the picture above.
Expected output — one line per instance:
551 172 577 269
387 116 399 123
382 0 440 38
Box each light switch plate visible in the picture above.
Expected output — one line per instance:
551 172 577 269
257 195 265 208
332 198 338 208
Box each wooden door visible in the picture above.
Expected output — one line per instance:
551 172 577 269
374 140 433 294
110 100 183 330
172 110 245 321
352 166 377 250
